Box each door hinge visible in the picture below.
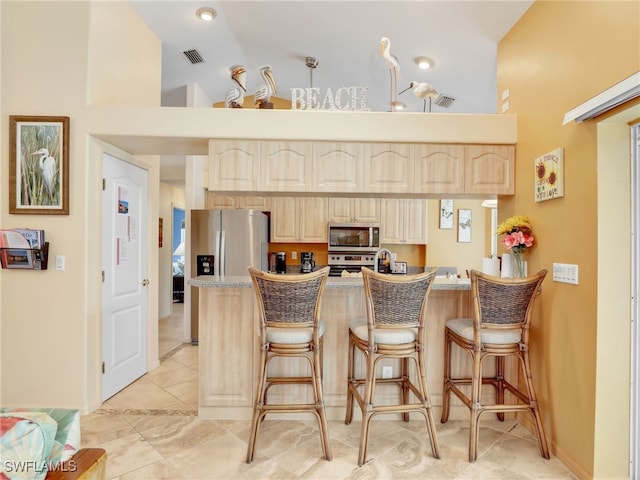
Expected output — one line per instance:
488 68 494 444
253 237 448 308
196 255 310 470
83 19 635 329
101 270 105 282
102 178 106 190
101 362 105 374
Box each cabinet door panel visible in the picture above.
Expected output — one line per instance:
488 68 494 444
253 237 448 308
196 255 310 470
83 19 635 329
238 196 270 210
260 141 312 191
353 198 380 222
299 197 328 242
208 140 259 191
404 199 428 244
313 142 363 192
328 198 353 222
205 193 236 209
270 197 298 242
363 143 414 193
465 145 515 194
380 199 403 243
414 144 465 194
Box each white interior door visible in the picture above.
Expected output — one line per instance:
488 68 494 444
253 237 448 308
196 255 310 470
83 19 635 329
101 153 149 401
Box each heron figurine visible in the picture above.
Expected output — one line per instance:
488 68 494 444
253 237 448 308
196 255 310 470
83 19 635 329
380 37 400 111
30 148 57 196
254 65 277 109
400 81 440 112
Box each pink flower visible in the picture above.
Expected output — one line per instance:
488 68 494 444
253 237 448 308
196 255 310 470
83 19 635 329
524 234 534 248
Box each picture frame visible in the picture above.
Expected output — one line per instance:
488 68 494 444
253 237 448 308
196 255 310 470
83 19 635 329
439 199 454 229
534 147 564 202
457 208 472 243
9 115 70 215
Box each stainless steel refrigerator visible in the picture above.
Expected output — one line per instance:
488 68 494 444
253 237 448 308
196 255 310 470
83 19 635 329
190 209 269 343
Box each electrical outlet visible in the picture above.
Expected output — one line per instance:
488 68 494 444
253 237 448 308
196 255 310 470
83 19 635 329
291 251 297 260
382 366 393 379
552 263 579 285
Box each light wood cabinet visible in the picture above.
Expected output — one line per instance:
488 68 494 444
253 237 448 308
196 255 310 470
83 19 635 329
270 197 328 243
259 141 312 192
312 142 363 192
414 144 466 194
465 145 515 195
363 143 414 193
380 198 428 244
204 193 270 210
208 140 259 191
328 197 380 222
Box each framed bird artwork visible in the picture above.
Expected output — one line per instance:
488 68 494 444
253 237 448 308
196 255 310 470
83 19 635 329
9 115 70 215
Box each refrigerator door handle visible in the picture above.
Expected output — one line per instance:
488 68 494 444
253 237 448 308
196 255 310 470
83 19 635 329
220 230 226 276
214 230 221 276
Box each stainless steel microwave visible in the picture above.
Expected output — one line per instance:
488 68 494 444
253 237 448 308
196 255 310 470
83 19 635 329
328 222 381 252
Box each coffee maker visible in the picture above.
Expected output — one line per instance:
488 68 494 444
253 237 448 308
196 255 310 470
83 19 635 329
300 252 316 273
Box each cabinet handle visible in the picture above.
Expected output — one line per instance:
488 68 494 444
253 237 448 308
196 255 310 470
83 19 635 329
142 279 150 286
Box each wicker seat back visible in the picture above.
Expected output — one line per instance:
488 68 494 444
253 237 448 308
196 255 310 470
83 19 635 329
473 270 547 328
365 271 435 328
253 273 326 327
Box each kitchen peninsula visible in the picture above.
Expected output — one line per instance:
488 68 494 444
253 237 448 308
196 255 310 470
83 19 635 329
190 274 472 421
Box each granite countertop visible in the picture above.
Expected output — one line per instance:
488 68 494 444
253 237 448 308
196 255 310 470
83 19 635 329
188 275 470 290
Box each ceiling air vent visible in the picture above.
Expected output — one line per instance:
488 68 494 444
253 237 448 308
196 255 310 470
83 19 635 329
434 94 455 108
182 49 205 65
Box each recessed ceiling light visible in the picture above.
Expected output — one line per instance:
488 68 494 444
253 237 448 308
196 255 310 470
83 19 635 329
196 7 216 22
415 56 434 70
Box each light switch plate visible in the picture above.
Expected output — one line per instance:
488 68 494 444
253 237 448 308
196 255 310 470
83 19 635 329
553 262 578 284
55 255 65 271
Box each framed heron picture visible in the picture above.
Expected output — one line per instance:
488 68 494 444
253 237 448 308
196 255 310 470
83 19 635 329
9 115 70 215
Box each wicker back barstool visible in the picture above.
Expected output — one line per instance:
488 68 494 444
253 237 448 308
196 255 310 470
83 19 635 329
246 266 332 463
441 269 549 462
344 266 441 466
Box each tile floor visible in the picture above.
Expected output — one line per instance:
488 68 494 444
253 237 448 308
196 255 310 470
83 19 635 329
82 304 578 480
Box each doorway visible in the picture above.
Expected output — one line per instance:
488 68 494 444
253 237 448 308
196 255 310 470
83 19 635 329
101 153 149 401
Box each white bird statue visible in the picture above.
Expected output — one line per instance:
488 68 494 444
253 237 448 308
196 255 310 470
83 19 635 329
380 37 400 111
400 81 440 112
225 64 247 108
229 65 247 92
225 87 245 108
254 65 277 108
30 148 57 196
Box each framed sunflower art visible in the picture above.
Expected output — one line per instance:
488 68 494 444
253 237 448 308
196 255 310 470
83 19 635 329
534 147 564 202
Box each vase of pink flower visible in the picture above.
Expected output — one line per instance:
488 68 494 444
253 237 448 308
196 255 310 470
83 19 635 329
497 215 535 278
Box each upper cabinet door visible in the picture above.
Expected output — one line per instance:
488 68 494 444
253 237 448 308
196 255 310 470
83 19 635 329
259 141 312 192
414 144 465 194
465 145 515 195
363 143 414 193
312 142 363 192
208 140 260 191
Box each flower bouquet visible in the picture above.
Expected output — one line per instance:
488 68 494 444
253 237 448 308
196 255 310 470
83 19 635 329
497 215 534 277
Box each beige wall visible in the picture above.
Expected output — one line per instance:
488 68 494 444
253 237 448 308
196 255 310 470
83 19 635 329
0 2 161 411
498 2 639 478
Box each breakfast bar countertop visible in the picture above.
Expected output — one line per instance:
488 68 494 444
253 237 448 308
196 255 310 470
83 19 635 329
188 275 471 290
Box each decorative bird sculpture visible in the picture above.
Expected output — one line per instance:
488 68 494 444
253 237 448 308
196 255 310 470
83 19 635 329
380 37 400 111
225 65 247 108
229 64 247 92
400 81 440 112
225 87 245 108
254 65 277 109
30 148 57 196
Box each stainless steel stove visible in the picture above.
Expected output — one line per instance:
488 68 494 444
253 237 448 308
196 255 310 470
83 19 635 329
327 252 377 277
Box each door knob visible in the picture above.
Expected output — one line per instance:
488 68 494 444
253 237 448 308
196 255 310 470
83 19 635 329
141 279 150 286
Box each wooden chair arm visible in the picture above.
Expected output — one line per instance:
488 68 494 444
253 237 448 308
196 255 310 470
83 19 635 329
45 448 106 480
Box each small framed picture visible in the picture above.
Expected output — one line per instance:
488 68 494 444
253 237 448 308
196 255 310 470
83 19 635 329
1 249 34 269
457 209 472 243
9 115 70 215
439 199 454 229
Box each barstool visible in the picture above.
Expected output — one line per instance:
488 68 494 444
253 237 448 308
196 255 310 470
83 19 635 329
246 266 332 463
344 266 440 466
441 269 549 462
